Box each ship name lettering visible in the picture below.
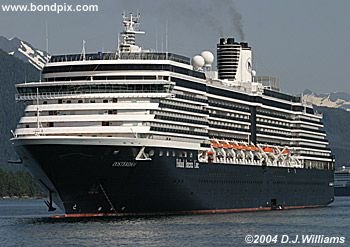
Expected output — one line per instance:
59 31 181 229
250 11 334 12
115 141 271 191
194 162 199 168
112 161 136 167
185 161 194 168
176 159 185 168
176 159 199 169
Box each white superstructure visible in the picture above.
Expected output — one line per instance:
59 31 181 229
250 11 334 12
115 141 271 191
13 13 334 170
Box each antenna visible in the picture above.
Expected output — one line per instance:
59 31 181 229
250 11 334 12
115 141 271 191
45 22 49 63
165 19 168 58
161 32 164 53
155 31 158 51
81 40 86 61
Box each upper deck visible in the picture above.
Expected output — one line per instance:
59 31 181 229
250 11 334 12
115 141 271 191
49 52 191 65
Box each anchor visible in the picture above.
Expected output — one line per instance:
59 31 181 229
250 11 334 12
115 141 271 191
44 190 56 212
39 179 56 212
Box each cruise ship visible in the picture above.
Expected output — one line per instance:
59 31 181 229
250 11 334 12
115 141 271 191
12 13 335 216
334 166 350 196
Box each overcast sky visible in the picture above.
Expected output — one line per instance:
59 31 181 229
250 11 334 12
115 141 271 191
1 0 349 94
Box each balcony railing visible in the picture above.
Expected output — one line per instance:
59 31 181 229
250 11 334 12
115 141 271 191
16 91 174 101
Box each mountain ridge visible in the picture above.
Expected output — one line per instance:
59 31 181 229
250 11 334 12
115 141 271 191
303 89 350 111
0 35 48 70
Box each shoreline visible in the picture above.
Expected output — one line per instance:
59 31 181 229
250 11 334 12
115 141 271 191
0 196 44 200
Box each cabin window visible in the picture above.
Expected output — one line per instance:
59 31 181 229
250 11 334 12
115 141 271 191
108 110 117 114
78 100 83 103
102 121 110 126
58 99 62 104
103 100 108 103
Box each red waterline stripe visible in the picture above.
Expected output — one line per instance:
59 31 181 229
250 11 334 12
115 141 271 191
50 204 325 219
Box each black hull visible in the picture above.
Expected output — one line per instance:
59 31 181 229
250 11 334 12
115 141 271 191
15 144 335 215
335 187 350 197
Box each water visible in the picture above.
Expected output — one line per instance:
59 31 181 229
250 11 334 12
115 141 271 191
0 198 349 247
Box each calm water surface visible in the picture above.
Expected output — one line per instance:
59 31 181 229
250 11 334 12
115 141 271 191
0 198 349 246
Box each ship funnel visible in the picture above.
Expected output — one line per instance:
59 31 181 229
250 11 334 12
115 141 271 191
217 37 253 82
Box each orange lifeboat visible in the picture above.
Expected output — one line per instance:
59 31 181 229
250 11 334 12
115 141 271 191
211 142 220 148
222 143 231 149
241 145 250 151
233 145 244 150
263 147 274 153
282 149 290 154
247 145 259 151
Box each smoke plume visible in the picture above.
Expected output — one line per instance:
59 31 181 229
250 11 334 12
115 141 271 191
225 0 245 40
207 0 245 40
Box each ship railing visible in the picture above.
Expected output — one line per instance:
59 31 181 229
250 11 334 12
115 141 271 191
15 90 172 100
49 52 191 65
209 157 303 168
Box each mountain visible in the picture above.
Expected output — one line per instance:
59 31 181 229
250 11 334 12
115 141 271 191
302 89 350 111
0 36 48 70
299 89 350 166
316 106 350 167
0 49 40 168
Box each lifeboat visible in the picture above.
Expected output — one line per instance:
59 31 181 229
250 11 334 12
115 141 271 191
211 142 223 148
222 143 231 149
282 149 290 154
263 147 274 153
231 144 241 150
247 145 259 151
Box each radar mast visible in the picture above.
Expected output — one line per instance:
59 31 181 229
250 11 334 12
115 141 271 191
119 12 145 53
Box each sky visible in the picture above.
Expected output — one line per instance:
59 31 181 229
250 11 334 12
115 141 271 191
0 0 349 94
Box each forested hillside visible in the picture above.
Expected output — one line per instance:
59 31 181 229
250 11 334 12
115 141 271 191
0 168 42 197
0 49 40 168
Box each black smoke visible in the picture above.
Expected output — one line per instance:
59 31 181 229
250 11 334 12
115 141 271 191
149 0 245 40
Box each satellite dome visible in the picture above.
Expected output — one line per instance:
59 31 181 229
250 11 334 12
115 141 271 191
192 55 205 68
251 70 256 76
200 51 214 65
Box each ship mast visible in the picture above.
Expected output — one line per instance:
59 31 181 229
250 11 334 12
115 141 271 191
119 12 145 53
